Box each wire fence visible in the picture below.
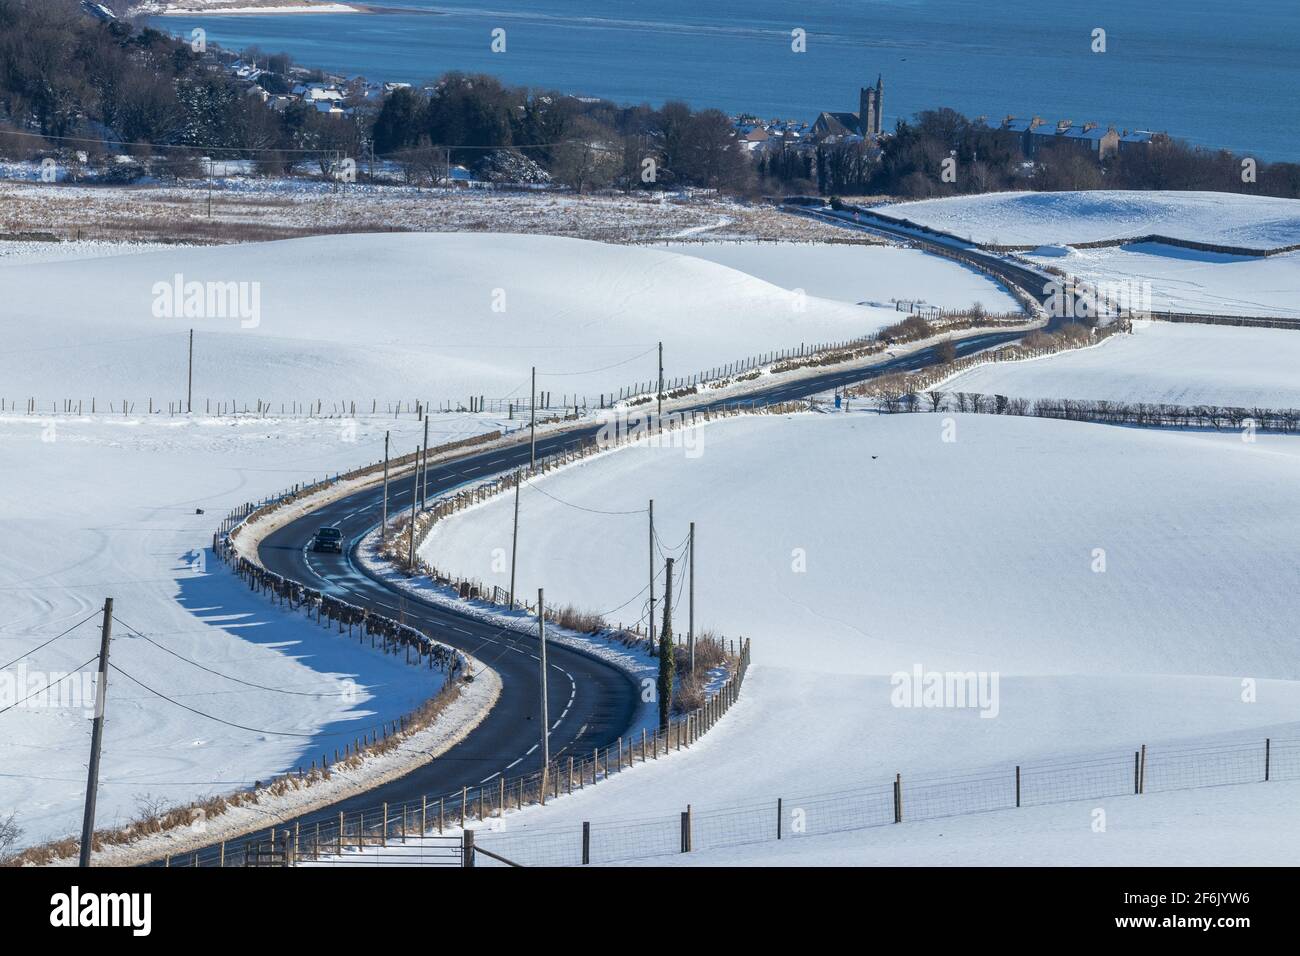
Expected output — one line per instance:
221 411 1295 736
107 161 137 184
169 732 1299 868
453 735 1299 867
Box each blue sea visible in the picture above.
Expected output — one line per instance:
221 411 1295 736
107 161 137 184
154 0 1300 160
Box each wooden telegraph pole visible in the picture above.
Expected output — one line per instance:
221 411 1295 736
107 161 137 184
420 414 430 508
648 499 655 647
509 470 521 607
688 521 695 673
79 598 114 867
538 588 550 801
657 341 664 424
381 430 390 543
187 329 193 414
530 366 537 470
407 448 418 569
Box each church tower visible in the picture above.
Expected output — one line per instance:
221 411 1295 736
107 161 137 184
858 74 884 137
858 73 884 137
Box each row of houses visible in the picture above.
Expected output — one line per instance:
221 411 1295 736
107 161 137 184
200 49 411 119
998 116 1164 160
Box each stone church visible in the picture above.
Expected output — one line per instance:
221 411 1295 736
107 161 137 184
812 75 885 141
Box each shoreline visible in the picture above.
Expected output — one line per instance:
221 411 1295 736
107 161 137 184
150 2 369 16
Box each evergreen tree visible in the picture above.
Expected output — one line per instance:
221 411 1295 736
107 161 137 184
656 561 675 731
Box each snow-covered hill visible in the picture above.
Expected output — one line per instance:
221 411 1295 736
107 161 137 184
1026 243 1300 318
880 190 1300 250
416 411 1300 864
0 233 890 407
656 241 1019 313
942 321 1300 408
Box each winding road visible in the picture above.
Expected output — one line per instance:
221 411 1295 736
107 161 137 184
186 202 1063 856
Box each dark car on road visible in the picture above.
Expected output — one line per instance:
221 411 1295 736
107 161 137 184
312 526 344 554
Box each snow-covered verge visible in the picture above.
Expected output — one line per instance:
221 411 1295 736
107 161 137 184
396 411 1300 864
1026 243 1300 319
941 320 1300 408
64 666 499 867
878 190 1300 251
0 232 891 406
655 241 1020 313
0 411 504 853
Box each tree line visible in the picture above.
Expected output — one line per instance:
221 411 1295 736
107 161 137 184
3 1 1299 200
880 389 1300 434
795 106 1300 200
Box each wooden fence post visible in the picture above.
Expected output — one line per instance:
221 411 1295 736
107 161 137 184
680 805 692 853
893 773 903 823
1015 765 1021 808
582 822 590 865
462 829 475 868
1266 738 1271 781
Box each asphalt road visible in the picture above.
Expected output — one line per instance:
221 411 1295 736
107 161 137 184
186 203 1058 852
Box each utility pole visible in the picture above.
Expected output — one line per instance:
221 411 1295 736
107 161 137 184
381 430 390 543
530 366 537 470
538 587 550 800
688 521 695 674
648 499 655 647
420 414 430 509
659 557 674 731
186 329 193 414
407 448 418 569
663 557 674 644
657 341 664 425
79 598 113 868
509 470 521 607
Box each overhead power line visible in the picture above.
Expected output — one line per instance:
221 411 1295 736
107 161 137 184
112 614 358 699
0 608 102 671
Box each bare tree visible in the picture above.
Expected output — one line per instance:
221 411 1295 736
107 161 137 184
0 812 22 859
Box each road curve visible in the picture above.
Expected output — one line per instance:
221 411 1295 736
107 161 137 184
181 208 1060 852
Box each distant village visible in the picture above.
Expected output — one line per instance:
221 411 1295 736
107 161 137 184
730 73 1167 166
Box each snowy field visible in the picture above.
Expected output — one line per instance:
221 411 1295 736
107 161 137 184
637 778 1300 867
0 232 891 408
0 410 506 850
414 412 1300 864
880 190 1300 250
943 321 1300 408
657 242 1019 313
1028 243 1300 319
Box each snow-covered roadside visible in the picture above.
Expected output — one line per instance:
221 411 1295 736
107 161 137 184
76 665 499 867
917 324 1127 395
359 529 661 738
